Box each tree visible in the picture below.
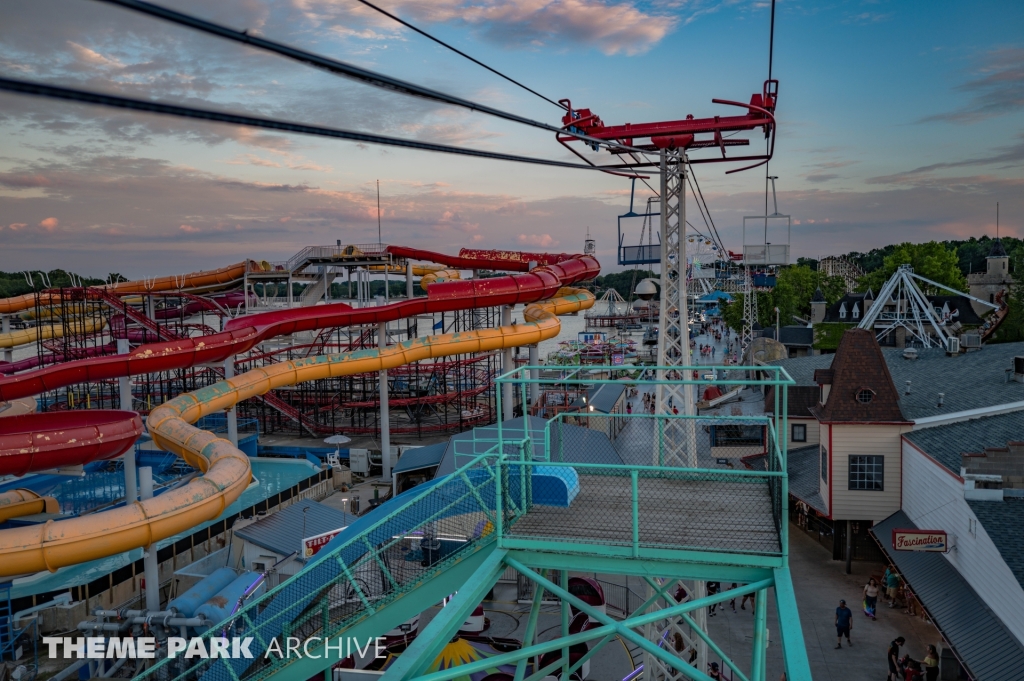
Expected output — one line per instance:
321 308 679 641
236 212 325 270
857 241 967 294
591 269 656 299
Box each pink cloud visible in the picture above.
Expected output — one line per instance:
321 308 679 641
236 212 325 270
179 224 200 233
39 217 59 231
518 233 558 247
7 223 28 232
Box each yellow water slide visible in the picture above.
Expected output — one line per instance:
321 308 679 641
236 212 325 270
0 316 107 350
0 288 593 577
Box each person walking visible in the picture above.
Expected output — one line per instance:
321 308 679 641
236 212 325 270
888 637 906 681
729 583 738 612
922 645 939 681
835 599 853 648
886 570 902 609
863 578 880 620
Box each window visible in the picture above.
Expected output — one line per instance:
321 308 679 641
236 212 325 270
853 304 860 320
849 455 884 491
792 423 807 442
856 389 875 404
820 446 828 483
839 302 847 319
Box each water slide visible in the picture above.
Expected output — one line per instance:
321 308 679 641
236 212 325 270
0 261 257 316
0 249 598 577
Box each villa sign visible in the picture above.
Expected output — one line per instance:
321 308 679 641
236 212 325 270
892 528 948 552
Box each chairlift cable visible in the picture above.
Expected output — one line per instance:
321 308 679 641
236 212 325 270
0 77 620 172
89 0 644 154
352 0 566 111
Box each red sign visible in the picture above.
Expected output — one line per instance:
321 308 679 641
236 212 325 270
892 528 948 552
303 527 346 558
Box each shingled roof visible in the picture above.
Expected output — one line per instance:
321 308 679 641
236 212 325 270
810 328 909 423
764 385 819 418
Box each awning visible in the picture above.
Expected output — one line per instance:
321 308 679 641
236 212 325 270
393 443 446 474
870 511 1024 680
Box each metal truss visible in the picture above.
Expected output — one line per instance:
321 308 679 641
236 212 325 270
858 265 997 349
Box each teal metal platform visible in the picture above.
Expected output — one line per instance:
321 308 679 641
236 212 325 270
139 365 809 681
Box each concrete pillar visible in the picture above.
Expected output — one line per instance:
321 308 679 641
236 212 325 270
379 322 392 481
406 262 414 299
145 295 155 321
528 344 540 404
140 467 160 612
846 520 853 575
1 315 11 363
224 357 238 447
117 339 138 504
501 306 514 422
384 264 389 302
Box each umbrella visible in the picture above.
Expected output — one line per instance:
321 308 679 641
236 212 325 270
324 434 351 462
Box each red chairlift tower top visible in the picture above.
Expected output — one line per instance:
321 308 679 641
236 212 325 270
557 79 778 175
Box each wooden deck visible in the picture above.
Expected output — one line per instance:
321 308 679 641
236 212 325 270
509 474 780 555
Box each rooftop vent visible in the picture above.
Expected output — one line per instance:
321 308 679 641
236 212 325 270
905 380 912 395
938 393 945 408
902 347 918 360
1014 357 1024 383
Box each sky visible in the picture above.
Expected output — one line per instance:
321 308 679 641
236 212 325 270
0 0 1022 278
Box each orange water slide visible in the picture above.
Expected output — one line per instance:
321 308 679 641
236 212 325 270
0 261 258 315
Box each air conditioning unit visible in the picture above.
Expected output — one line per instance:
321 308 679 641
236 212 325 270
945 337 960 355
961 333 982 349
1014 357 1024 383
349 448 370 475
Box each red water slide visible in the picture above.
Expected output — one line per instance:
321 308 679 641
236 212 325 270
0 410 143 476
0 249 598 476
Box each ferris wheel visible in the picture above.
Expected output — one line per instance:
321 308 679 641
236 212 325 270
686 235 720 271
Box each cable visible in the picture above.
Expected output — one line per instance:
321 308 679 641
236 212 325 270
0 77 619 172
89 0 644 154
688 167 727 255
352 0 565 110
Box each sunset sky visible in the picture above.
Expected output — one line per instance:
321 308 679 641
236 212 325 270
1 0 1022 277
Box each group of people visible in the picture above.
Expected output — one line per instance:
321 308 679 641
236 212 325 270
697 343 717 359
831 565 939 680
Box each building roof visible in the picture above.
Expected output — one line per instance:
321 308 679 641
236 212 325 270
822 292 872 323
393 442 447 474
871 510 1024 681
989 237 1008 258
571 382 626 414
811 287 826 303
763 385 819 418
779 326 813 347
234 499 357 560
698 291 732 303
968 497 1024 592
810 329 908 423
772 340 1024 421
903 411 1024 475
787 445 827 514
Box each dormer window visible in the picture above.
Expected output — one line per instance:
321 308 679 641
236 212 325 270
852 304 860 320
856 388 875 404
839 302 847 319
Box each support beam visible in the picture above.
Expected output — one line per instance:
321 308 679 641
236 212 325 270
117 339 137 504
505 551 774 584
505 558 758 681
501 305 514 421
528 345 539 404
406 261 414 300
379 321 392 481
514 569 547 681
140 467 160 612
224 356 238 447
772 568 813 681
384 549 507 681
751 588 767 681
1 315 10 363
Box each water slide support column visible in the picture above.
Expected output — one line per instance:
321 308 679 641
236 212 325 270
379 321 392 482
224 357 238 447
529 344 539 405
117 339 138 504
406 262 414 299
1 315 10 363
140 467 161 613
501 305 514 422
